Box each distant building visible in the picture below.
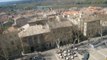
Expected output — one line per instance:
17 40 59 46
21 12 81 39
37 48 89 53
14 17 31 27
63 10 101 36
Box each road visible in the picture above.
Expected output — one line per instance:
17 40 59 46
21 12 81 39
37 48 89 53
41 49 58 60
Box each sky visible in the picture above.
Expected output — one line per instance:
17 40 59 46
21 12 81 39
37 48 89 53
0 0 21 2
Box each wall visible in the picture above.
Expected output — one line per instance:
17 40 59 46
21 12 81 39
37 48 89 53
21 26 73 53
84 20 101 37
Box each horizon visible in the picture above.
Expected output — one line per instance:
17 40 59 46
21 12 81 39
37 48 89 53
0 0 21 2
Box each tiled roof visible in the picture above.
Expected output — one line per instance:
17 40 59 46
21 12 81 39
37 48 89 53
48 21 72 29
18 20 72 38
18 24 50 38
28 18 47 23
80 6 103 15
63 11 79 15
0 14 9 22
82 15 100 22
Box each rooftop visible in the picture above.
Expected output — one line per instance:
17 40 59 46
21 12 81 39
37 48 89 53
80 6 103 14
18 24 50 38
63 10 79 15
28 17 47 23
48 20 72 29
82 15 100 22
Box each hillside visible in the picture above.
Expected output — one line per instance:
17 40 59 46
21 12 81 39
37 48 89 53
0 0 107 9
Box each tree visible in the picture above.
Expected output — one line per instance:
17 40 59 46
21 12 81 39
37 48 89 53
72 25 81 44
56 39 60 49
44 26 73 49
0 34 9 60
0 30 21 60
98 20 104 40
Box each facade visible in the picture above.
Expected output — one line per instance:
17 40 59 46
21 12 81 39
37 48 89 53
18 23 50 53
83 20 101 36
101 20 107 35
18 17 73 53
63 10 101 37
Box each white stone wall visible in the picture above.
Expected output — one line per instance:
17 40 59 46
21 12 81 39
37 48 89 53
83 22 87 36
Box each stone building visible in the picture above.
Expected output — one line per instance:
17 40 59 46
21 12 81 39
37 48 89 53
63 10 101 37
18 23 50 53
44 20 73 48
18 16 73 53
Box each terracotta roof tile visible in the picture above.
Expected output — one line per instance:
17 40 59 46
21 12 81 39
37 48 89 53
63 11 79 15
